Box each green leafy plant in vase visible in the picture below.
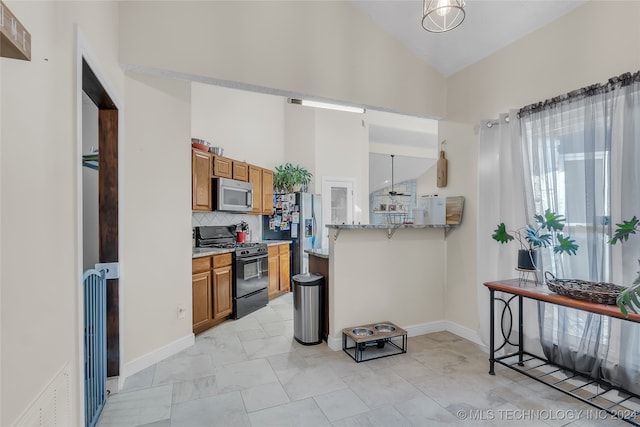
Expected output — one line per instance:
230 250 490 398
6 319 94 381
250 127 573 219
492 209 579 271
273 163 312 193
609 216 640 316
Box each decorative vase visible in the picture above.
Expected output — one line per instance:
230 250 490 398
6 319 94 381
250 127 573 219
517 249 538 271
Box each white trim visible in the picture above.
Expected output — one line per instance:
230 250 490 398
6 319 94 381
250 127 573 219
403 320 447 337
321 176 356 248
327 335 342 351
326 320 484 351
123 334 195 380
75 25 124 420
444 320 485 347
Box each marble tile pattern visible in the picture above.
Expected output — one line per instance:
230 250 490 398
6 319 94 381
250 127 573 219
98 293 628 427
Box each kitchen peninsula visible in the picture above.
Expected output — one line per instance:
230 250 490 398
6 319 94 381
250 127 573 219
318 224 454 350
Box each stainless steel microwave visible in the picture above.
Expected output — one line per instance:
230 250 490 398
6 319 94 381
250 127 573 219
214 177 253 212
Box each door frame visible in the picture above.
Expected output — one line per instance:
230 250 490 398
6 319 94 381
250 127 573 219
321 176 356 248
75 26 124 420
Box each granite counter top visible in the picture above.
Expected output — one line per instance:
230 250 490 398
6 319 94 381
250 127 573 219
192 240 292 258
326 224 450 229
263 240 292 246
305 248 329 259
192 247 235 258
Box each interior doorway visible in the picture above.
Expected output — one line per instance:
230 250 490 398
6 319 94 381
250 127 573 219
81 59 120 377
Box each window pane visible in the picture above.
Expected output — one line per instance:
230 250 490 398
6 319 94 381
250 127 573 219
331 187 348 224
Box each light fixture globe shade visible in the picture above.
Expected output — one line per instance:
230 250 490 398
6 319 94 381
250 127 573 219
422 0 465 33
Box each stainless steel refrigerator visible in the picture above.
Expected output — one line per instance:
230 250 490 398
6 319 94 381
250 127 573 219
262 192 322 276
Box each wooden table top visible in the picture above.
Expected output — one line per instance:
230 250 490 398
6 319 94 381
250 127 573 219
484 279 640 323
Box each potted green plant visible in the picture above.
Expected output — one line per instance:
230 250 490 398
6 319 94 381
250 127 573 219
273 163 312 193
492 209 579 270
609 216 640 316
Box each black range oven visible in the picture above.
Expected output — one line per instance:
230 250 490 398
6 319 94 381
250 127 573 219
195 226 269 319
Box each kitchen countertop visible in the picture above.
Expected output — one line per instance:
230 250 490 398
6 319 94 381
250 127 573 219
192 240 292 258
305 248 329 259
326 224 450 229
263 240 292 246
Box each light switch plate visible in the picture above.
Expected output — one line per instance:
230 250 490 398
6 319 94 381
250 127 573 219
95 262 120 279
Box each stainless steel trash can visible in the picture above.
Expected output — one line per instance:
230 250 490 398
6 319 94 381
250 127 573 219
292 272 324 345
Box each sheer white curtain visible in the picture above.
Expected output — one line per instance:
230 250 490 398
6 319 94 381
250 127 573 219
519 88 613 380
604 74 640 392
477 112 543 353
518 72 640 393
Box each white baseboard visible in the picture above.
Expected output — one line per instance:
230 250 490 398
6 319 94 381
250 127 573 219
444 320 485 348
327 335 342 351
326 320 484 351
121 333 194 388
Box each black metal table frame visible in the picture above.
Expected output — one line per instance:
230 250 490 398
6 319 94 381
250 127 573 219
489 287 640 425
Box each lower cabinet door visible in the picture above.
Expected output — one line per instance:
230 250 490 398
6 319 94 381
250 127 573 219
213 265 233 319
268 246 279 299
279 246 290 292
192 271 212 331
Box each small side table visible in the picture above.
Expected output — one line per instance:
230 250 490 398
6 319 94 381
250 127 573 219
342 322 407 363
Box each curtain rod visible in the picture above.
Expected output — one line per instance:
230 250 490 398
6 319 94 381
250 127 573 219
518 70 640 119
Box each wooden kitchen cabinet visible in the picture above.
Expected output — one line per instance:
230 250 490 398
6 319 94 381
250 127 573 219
279 244 291 293
212 253 233 319
192 270 212 332
248 165 263 215
232 160 249 182
267 243 291 300
192 149 213 212
213 155 233 179
262 169 274 214
248 165 274 215
192 252 233 334
267 246 280 299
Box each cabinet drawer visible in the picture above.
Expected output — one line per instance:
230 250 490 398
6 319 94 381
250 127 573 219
278 244 289 255
192 256 212 273
213 252 232 268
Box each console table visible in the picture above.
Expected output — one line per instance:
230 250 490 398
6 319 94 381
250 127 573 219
485 279 640 425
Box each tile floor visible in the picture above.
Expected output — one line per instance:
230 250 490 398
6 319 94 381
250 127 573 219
97 293 628 426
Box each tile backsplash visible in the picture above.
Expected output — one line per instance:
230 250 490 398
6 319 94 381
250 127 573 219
192 212 263 242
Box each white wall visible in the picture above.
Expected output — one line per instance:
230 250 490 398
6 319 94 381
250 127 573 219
1 2 122 425
442 0 640 334
191 83 286 169
329 228 446 339
284 103 316 181
314 109 369 224
447 1 640 124
118 1 446 119
121 71 193 373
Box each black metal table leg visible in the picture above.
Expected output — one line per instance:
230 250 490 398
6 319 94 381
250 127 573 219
489 288 495 375
518 295 524 366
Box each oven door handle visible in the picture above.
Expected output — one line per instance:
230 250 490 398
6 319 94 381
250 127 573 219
237 254 268 263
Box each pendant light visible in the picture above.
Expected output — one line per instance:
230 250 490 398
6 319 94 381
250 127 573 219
422 0 466 33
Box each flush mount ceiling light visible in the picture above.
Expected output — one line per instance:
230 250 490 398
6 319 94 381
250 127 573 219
422 0 466 33
288 98 365 114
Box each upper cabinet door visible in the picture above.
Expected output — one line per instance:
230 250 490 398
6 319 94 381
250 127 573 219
232 160 249 182
192 149 213 212
213 156 233 179
262 169 274 215
248 165 262 215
